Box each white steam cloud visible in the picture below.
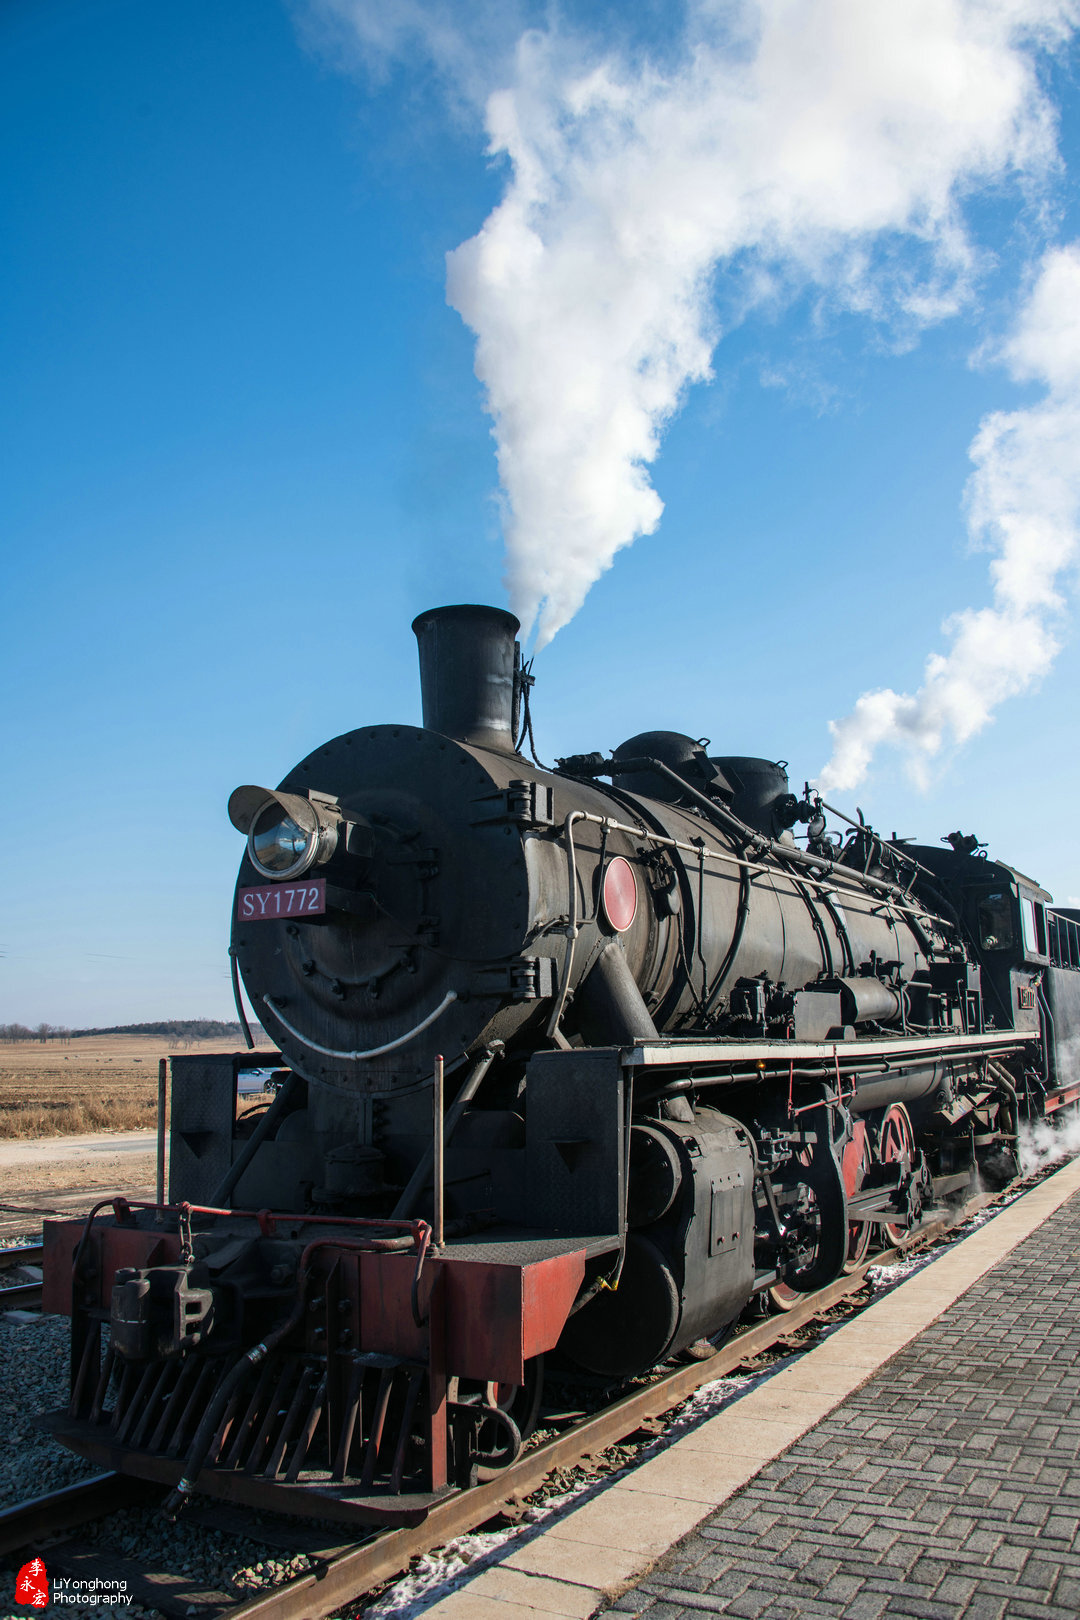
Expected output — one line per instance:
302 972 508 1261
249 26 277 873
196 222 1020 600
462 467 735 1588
820 241 1080 791
315 0 1078 651
1017 1108 1080 1172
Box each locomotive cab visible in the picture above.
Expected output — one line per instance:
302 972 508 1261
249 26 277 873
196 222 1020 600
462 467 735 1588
904 841 1049 1037
1045 908 1080 1102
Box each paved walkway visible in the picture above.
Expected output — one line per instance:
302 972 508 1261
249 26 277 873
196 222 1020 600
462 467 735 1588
602 1179 1080 1619
426 1157 1080 1620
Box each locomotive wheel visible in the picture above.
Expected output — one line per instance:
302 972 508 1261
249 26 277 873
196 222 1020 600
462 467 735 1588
766 1277 804 1312
767 1149 816 1312
767 1115 849 1311
845 1223 872 1270
878 1102 916 1247
842 1120 873 1272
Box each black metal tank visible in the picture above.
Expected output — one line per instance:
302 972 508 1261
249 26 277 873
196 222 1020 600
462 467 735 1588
230 606 948 1100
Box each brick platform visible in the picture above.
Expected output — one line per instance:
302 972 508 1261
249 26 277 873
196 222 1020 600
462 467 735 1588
603 1189 1080 1620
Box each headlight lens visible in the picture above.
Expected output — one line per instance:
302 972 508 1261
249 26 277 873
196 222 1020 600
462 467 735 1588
229 783 347 882
249 801 317 878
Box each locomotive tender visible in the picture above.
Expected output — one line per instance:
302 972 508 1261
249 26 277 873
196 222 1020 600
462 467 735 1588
41 605 1080 1524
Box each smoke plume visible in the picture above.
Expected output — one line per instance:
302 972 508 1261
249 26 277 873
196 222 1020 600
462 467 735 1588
820 241 1080 791
315 1 1077 647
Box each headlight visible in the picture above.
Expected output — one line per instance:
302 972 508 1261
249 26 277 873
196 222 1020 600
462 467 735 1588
228 785 339 881
250 801 317 877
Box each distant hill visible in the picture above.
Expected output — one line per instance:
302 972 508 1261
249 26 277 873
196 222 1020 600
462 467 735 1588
68 1020 265 1040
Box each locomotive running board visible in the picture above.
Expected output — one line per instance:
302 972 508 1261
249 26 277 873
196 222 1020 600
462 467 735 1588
621 1031 1038 1067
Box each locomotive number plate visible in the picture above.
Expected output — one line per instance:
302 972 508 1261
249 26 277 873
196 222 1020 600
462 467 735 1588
238 879 326 921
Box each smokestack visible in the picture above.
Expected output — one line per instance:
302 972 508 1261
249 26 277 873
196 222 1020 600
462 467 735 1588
412 604 521 751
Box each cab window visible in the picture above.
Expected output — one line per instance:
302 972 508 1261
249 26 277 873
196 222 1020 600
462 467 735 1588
1020 897 1048 958
977 890 1014 951
1035 901 1047 955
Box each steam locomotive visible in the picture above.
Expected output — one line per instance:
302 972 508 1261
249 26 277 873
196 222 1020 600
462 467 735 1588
41 605 1080 1526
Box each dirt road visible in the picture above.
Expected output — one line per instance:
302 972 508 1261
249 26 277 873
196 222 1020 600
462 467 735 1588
0 1129 157 1240
0 1129 157 1170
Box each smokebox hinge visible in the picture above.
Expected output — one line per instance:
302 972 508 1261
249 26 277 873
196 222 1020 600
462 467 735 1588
471 780 555 829
475 955 559 1001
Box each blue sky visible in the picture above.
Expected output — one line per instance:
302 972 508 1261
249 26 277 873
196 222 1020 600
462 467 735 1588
3 0 1080 1025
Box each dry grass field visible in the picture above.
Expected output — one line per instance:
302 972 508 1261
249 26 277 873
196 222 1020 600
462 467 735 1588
0 1033 279 1139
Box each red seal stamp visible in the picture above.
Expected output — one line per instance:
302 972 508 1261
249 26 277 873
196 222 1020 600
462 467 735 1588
15 1557 48 1607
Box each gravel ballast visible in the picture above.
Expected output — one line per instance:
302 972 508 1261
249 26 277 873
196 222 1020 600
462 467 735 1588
0 1282 320 1618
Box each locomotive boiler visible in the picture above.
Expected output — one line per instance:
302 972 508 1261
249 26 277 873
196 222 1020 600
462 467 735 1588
40 605 1078 1526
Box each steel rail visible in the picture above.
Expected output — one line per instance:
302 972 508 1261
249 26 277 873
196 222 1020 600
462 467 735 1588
0 1245 45 1312
0 1280 43 1310
0 1243 44 1270
0 1473 153 1558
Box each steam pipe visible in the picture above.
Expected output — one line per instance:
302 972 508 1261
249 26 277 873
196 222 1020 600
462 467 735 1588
546 812 585 1041
261 991 458 1061
433 1053 445 1249
573 939 661 1044
602 756 939 915
230 949 255 1050
818 801 942 882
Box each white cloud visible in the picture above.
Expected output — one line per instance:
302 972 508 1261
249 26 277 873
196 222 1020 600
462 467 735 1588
820 241 1080 792
299 1 529 108
312 1 1078 646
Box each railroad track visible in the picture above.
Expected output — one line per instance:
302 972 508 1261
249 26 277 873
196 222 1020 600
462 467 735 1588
0 1184 158 1242
0 1180 1021 1619
0 1242 44 1316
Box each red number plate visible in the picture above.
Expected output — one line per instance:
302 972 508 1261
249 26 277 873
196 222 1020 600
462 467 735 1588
238 879 326 921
